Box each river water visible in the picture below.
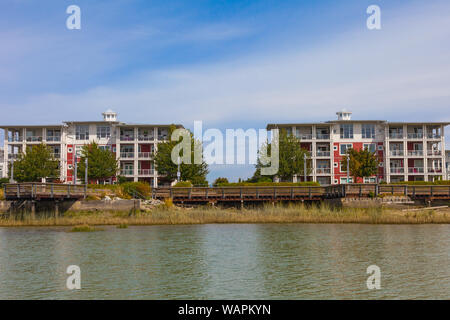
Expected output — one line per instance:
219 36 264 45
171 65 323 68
0 224 448 299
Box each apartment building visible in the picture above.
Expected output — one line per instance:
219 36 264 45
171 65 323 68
268 110 449 184
0 110 183 187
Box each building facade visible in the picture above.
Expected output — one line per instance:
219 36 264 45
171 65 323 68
268 111 449 184
1 111 183 187
0 147 4 179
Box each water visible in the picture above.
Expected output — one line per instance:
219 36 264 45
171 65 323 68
0 224 449 299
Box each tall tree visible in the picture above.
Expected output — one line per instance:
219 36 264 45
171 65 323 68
343 147 379 181
154 125 209 186
253 129 312 182
12 144 59 182
77 142 119 183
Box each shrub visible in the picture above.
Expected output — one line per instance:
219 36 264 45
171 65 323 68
121 182 151 198
0 178 10 187
70 225 103 232
215 181 320 187
213 177 229 187
0 189 4 201
173 181 193 187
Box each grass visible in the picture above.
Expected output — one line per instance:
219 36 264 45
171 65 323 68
70 224 103 232
0 203 449 227
116 223 128 229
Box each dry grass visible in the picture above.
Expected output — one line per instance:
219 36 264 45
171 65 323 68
0 203 449 227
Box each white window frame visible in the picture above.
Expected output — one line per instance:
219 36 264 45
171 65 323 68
363 143 376 153
340 177 353 184
362 124 375 139
340 143 353 155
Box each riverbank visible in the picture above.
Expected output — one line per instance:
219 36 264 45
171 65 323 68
0 204 449 226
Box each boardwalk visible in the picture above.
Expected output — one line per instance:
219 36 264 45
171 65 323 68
4 183 87 200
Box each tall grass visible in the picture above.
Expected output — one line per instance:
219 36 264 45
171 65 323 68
0 203 448 226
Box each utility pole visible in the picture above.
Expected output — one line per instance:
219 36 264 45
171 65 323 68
85 157 88 185
303 153 307 182
347 155 350 184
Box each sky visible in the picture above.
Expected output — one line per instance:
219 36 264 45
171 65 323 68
1 0 450 182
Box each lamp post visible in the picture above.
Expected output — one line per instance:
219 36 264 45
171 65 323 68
177 156 181 182
347 155 350 184
9 158 14 183
73 155 77 185
85 157 88 185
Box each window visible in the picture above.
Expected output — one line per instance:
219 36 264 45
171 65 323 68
340 177 353 184
362 124 375 139
97 126 111 139
340 144 352 155
75 146 83 157
363 177 377 183
76 125 89 140
340 124 353 139
99 145 111 151
363 143 376 153
340 161 347 172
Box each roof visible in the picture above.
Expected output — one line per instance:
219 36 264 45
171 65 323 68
0 124 63 128
267 120 450 129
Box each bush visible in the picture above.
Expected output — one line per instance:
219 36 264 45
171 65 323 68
173 181 193 188
215 181 320 187
389 180 450 186
213 177 229 187
0 189 4 201
121 182 151 198
0 178 10 187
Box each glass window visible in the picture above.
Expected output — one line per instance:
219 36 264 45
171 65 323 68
363 143 376 153
362 124 375 139
97 126 111 138
76 125 89 140
340 144 352 155
340 124 353 139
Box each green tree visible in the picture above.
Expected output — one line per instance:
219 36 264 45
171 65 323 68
213 177 229 186
12 144 59 182
77 142 119 183
253 129 312 182
154 125 209 186
342 147 379 182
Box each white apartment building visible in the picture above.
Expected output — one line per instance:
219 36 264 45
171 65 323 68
268 110 449 184
1 110 183 187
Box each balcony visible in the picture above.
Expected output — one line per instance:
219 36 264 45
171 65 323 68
427 133 441 139
296 134 313 140
8 137 23 142
407 150 423 157
8 154 20 159
25 136 43 142
138 135 154 141
427 167 443 173
120 135 135 142
138 169 155 176
120 152 135 158
315 168 331 175
46 136 61 142
138 152 153 158
51 153 61 159
120 169 134 176
407 133 423 139
427 150 442 156
316 151 330 157
389 132 403 139
389 150 404 157
408 167 424 174
316 134 330 140
390 167 404 174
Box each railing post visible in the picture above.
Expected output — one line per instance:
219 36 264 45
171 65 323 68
17 184 20 198
309 187 312 199
391 186 394 195
359 185 362 198
256 187 259 199
404 185 407 197
51 184 54 198
375 184 379 197
170 188 173 198
188 188 192 199
240 187 243 200
205 188 208 199
273 187 276 200
84 184 87 199
291 187 294 199
430 186 433 197
222 188 225 199
68 184 71 198
412 186 416 198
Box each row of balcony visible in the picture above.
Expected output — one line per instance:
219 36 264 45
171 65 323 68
389 150 443 157
119 151 154 159
120 135 168 142
8 136 62 143
389 167 443 174
120 169 155 176
388 133 441 139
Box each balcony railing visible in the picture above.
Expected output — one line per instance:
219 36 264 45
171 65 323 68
8 137 23 142
427 150 442 156
120 169 134 176
120 135 135 141
316 151 330 157
138 152 153 158
407 133 423 139
296 134 313 140
158 135 169 141
389 133 403 139
315 168 331 174
8 154 20 159
390 167 404 174
407 150 423 156
46 136 61 142
316 134 330 140
138 135 155 141
120 152 135 158
389 150 404 156
427 133 441 139
408 167 424 174
427 168 443 173
51 153 61 159
138 169 155 176
25 136 43 142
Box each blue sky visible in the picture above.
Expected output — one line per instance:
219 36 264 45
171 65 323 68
1 0 450 182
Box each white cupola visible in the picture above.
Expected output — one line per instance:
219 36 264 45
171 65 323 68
336 109 352 121
102 109 117 122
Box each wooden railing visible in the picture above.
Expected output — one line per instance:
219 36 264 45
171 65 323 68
4 183 87 200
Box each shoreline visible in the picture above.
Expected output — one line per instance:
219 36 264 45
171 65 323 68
1 205 449 227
